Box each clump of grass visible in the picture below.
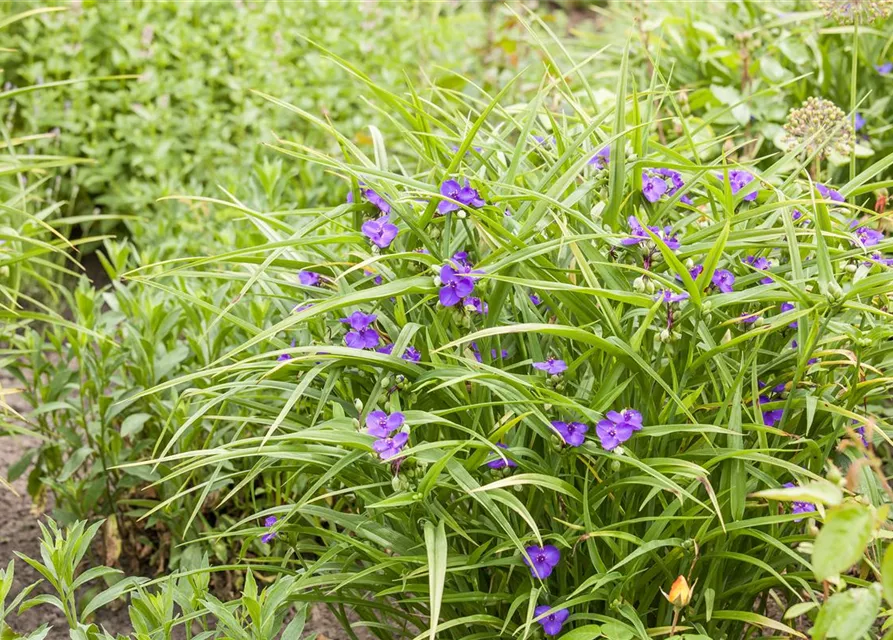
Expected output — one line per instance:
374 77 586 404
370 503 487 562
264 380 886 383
123 24 893 638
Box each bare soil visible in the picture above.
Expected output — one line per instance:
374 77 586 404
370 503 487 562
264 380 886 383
0 371 364 639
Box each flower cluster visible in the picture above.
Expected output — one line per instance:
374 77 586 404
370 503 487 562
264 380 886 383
622 216 681 250
815 0 892 23
367 410 410 460
783 97 855 158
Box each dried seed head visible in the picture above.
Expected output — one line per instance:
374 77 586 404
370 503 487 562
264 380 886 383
783 97 854 159
815 0 893 24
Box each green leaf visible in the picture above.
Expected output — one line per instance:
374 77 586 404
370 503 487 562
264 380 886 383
752 480 843 507
424 521 448 640
120 413 151 439
813 502 874 582
811 586 881 640
558 625 603 640
57 447 93 483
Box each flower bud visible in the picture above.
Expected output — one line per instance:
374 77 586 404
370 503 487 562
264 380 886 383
633 276 647 293
433 276 442 287
646 279 656 295
457 210 467 219
354 398 364 412
659 328 672 343
827 463 842 484
663 576 694 609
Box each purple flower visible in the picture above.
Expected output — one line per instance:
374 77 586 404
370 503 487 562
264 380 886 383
452 251 470 266
783 482 817 522
349 187 391 214
855 226 884 247
529 293 542 306
340 311 377 331
485 442 517 469
758 383 785 426
743 256 773 284
712 269 735 293
780 302 797 328
362 216 399 249
373 431 409 460
596 409 643 450
653 168 692 205
621 216 650 245
439 263 476 306
458 180 486 208
717 170 758 201
855 113 865 132
762 407 784 426
552 421 588 447
876 62 893 74
294 302 313 313
589 146 610 169
740 312 760 324
523 545 561 579
532 135 555 147
345 328 380 349
867 252 893 266
298 270 320 286
815 183 844 203
621 216 680 250
655 289 689 303
365 410 405 437
683 264 705 280
364 269 384 285
463 296 488 314
340 312 379 349
364 189 391 214
642 172 668 203
852 421 869 447
260 516 277 543
533 357 567 375
378 344 422 361
277 339 296 361
534 605 570 637
792 209 810 225
437 179 485 214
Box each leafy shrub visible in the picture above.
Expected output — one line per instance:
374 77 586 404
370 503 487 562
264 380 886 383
114 18 893 635
6 1 893 639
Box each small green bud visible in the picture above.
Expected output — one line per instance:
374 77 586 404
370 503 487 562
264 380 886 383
354 398 364 412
